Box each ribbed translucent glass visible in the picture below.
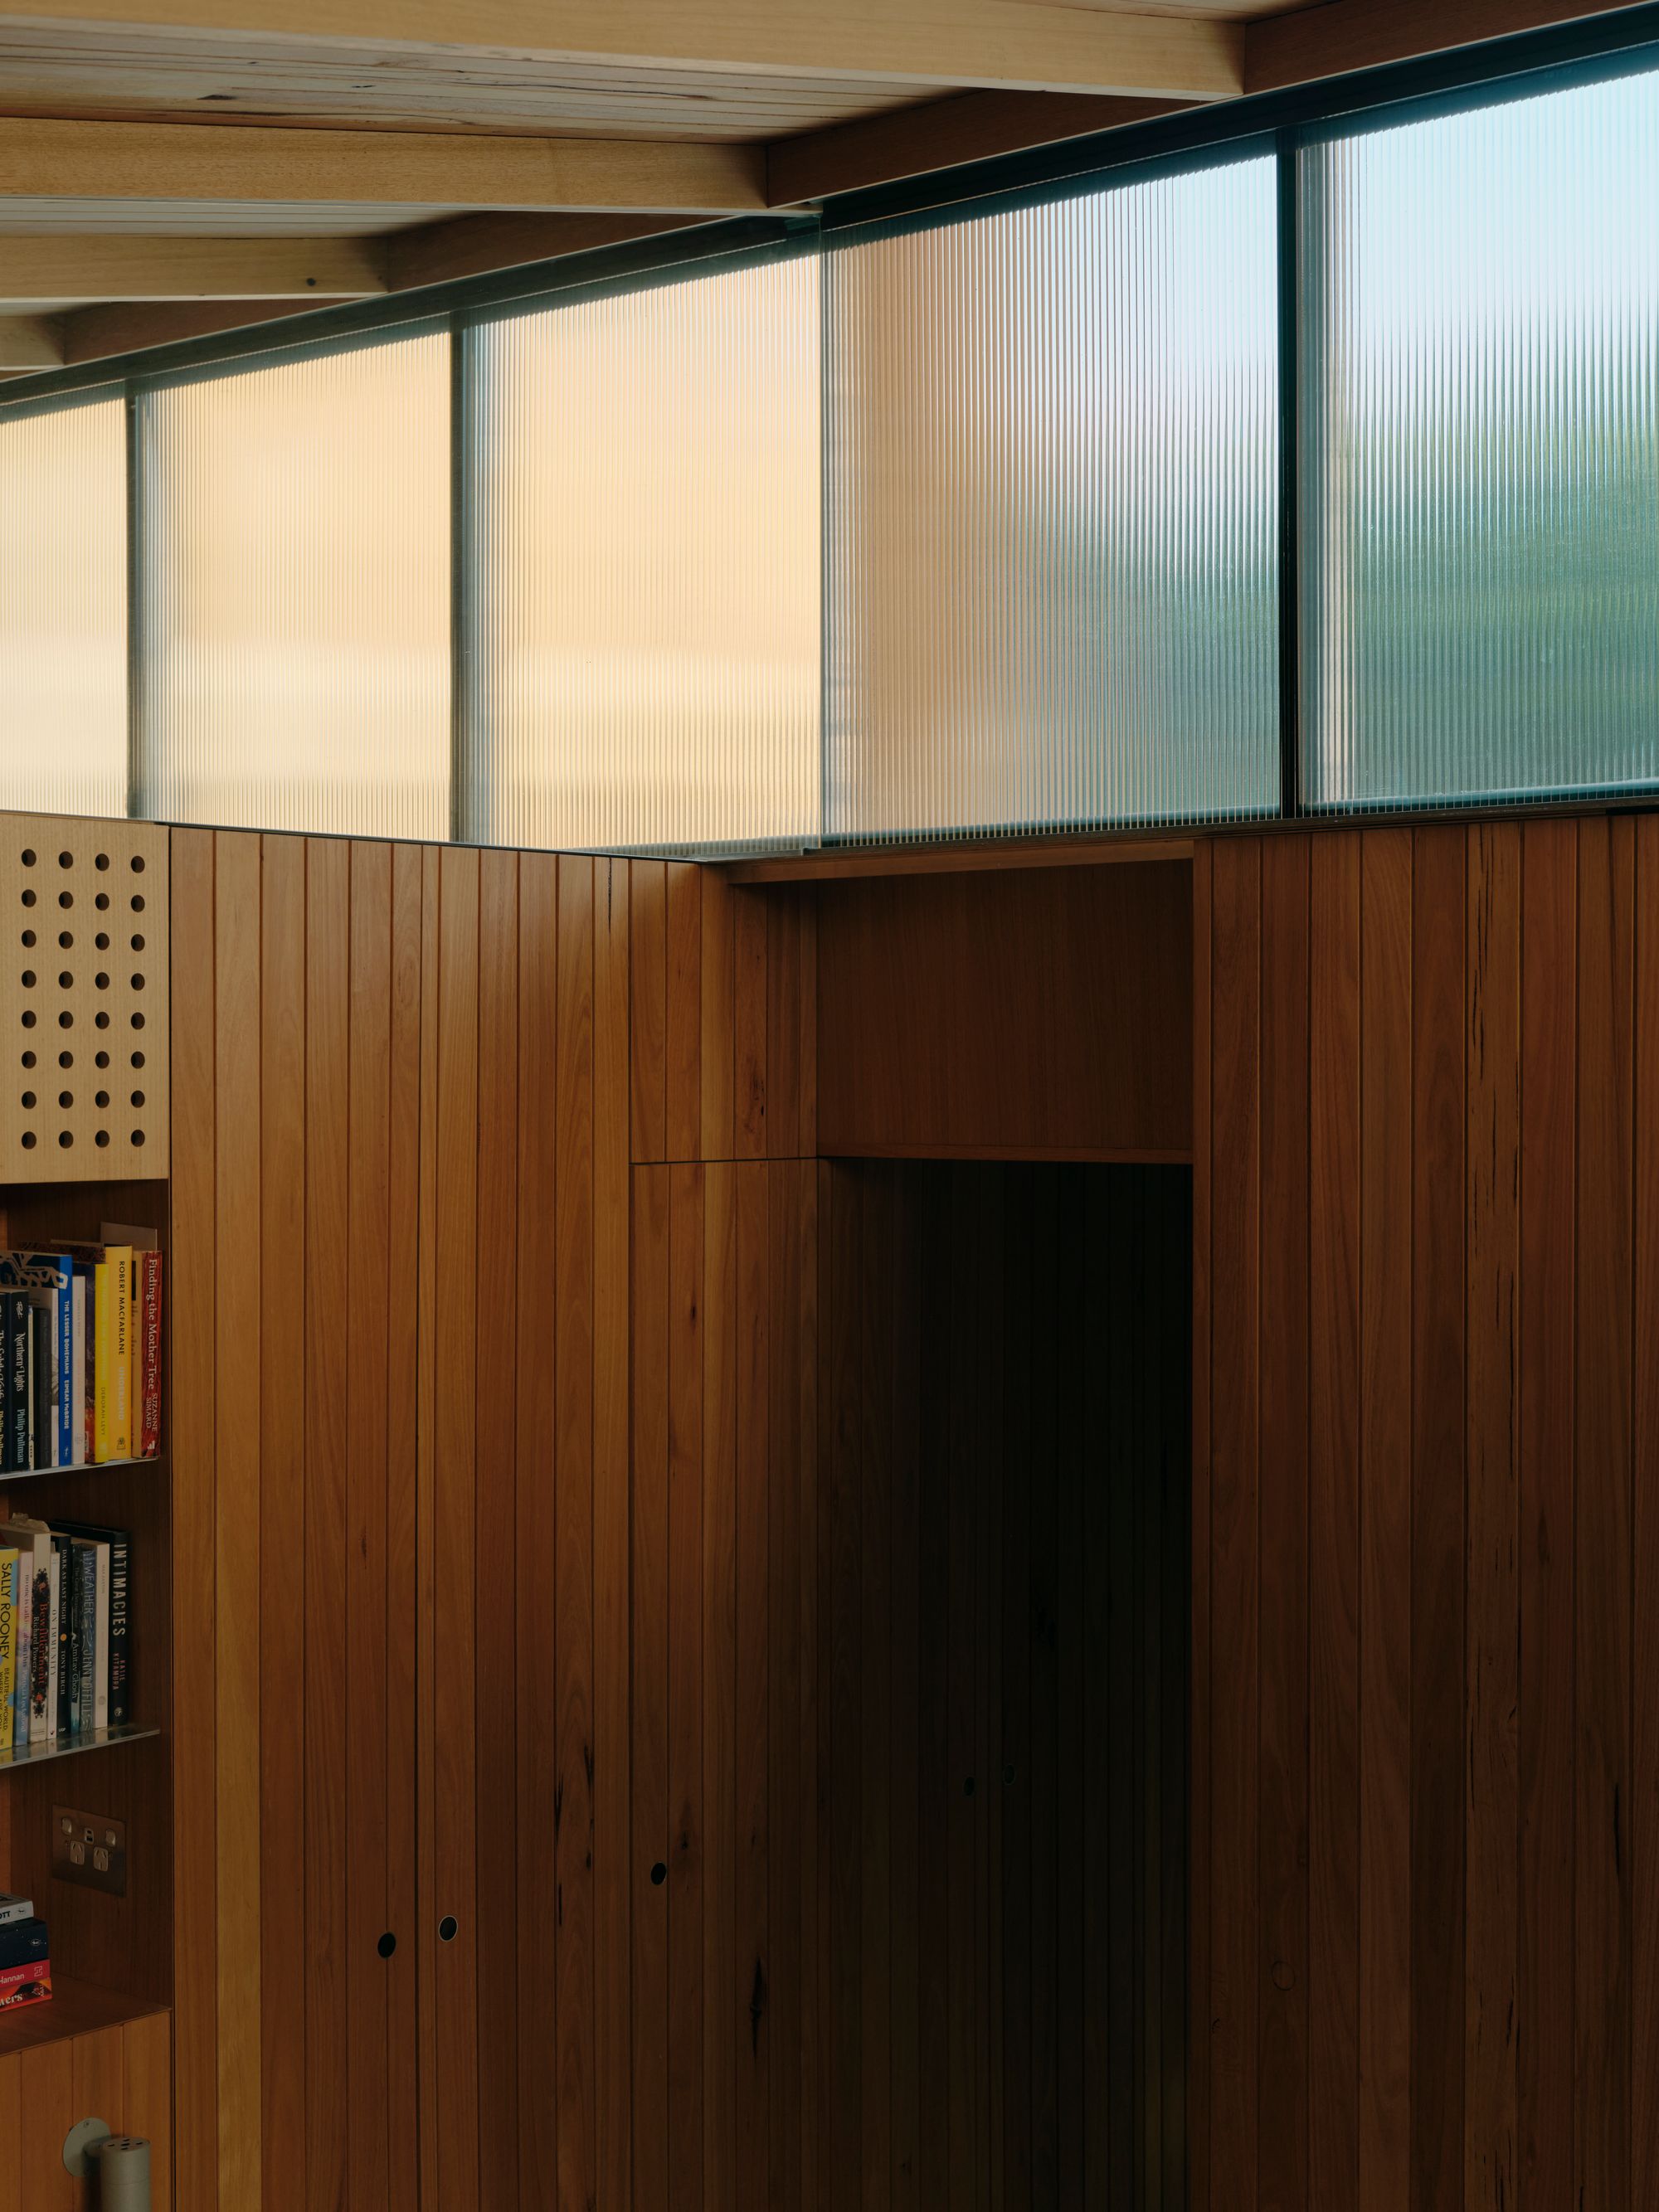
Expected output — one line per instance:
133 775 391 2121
134 330 450 839
0 395 128 819
1301 67 1659 809
825 153 1281 840
460 255 820 854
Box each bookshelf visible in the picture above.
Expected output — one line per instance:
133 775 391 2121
0 1172 172 2039
0 811 174 2079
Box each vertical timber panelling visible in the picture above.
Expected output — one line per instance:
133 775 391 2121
172 829 423 2212
1196 818 1650 2211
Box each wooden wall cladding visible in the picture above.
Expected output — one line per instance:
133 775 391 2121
0 1996 171 2211
628 862 816 1164
630 1157 818 2212
169 832 817 2212
1193 819 1659 2210
815 861 1193 1162
815 1158 1190 2211
0 812 168 1182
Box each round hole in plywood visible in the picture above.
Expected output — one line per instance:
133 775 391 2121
20 890 34 908
95 893 109 912
57 1131 71 1149
20 1091 34 1110
57 852 71 869
95 1050 109 1068
130 973 144 992
19 849 34 868
20 1009 34 1028
57 1011 71 1029
20 1050 34 1069
95 1012 109 1030
95 1091 109 1109
57 970 72 989
95 973 108 991
57 1091 71 1109
95 933 109 951
130 1012 144 1030
95 1130 109 1149
57 891 71 909
131 1050 144 1069
19 931 32 948
95 853 109 872
130 855 145 874
130 895 144 913
58 931 71 950
21 1130 35 1150
19 970 34 989
130 1090 144 1109
58 1051 71 1069
131 935 144 952
131 1129 145 1148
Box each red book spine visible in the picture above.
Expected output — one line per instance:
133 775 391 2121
139 1252 163 1457
0 1956 51 2010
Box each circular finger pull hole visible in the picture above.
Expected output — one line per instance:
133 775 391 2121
95 892 109 912
96 1091 109 1110
95 933 109 950
20 1091 34 1110
95 1050 109 1068
57 852 71 870
131 1050 144 1069
58 931 72 949
58 1050 71 1069
132 1129 146 1148
95 1012 109 1029
377 1932 397 1960
19 848 34 868
130 855 145 874
95 853 109 872
131 934 145 952
131 972 144 991
57 1131 71 1150
21 889 35 908
58 970 72 989
20 1010 35 1028
130 894 144 913
20 931 33 948
57 891 71 908
130 1090 144 1108
131 1012 144 1029
21 1131 35 1150
58 1091 71 1110
57 1011 71 1028
439 1915 458 1943
20 1050 35 1069
95 973 109 991
95 1131 109 1149
20 970 34 989
650 1862 668 1887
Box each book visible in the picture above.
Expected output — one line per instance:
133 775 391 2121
0 1918 49 1971
0 1255 74 1468
0 1522 52 1746
0 1291 26 1473
42 1540 58 1743
10 1545 28 1749
105 1247 133 1461
51 1535 71 1741
0 1896 34 1928
0 1550 14 1739
93 1263 111 1463
71 1542 94 1737
137 1249 163 1456
55 1523 121 1728
76 1266 94 1463
0 1957 51 2010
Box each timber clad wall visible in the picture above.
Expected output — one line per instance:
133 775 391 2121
1193 819 1659 2211
169 833 817 2212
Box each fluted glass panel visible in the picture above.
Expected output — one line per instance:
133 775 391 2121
462 254 820 854
136 330 450 838
825 153 1281 840
0 396 127 819
1302 67 1659 809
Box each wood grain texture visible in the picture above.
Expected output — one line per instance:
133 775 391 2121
816 863 1193 1161
1196 819 1653 2212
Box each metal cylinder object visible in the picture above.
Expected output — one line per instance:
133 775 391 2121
88 2133 151 2211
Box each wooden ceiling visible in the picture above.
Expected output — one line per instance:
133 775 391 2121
0 0 1643 376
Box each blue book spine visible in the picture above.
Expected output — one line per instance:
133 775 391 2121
54 1262 73 1468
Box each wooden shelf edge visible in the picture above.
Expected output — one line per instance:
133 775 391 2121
0 1455 163 1486
718 832 1195 883
0 1971 168 2059
0 1723 160 1776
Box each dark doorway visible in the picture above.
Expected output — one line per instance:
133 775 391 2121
817 1159 1190 2209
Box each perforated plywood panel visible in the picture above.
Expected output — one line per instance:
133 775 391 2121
1 813 168 1181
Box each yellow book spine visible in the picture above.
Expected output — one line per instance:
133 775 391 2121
0 1550 14 1726
108 1248 132 1461
94 1263 112 1463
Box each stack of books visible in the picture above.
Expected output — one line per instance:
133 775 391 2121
0 1896 50 2012
0 1514 131 1750
0 1234 163 1470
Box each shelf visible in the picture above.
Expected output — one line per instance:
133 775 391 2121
0 1454 162 1487
0 1972 168 2059
0 1723 159 1775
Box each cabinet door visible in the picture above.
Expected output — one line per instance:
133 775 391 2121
416 848 633 2212
171 829 421 2212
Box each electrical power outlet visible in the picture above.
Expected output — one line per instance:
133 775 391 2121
51 1806 127 1897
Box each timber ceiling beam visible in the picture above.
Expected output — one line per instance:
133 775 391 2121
0 311 62 366
766 88 1193 204
0 115 766 209
0 231 387 299
54 291 354 362
1245 0 1657 90
0 3 1246 99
